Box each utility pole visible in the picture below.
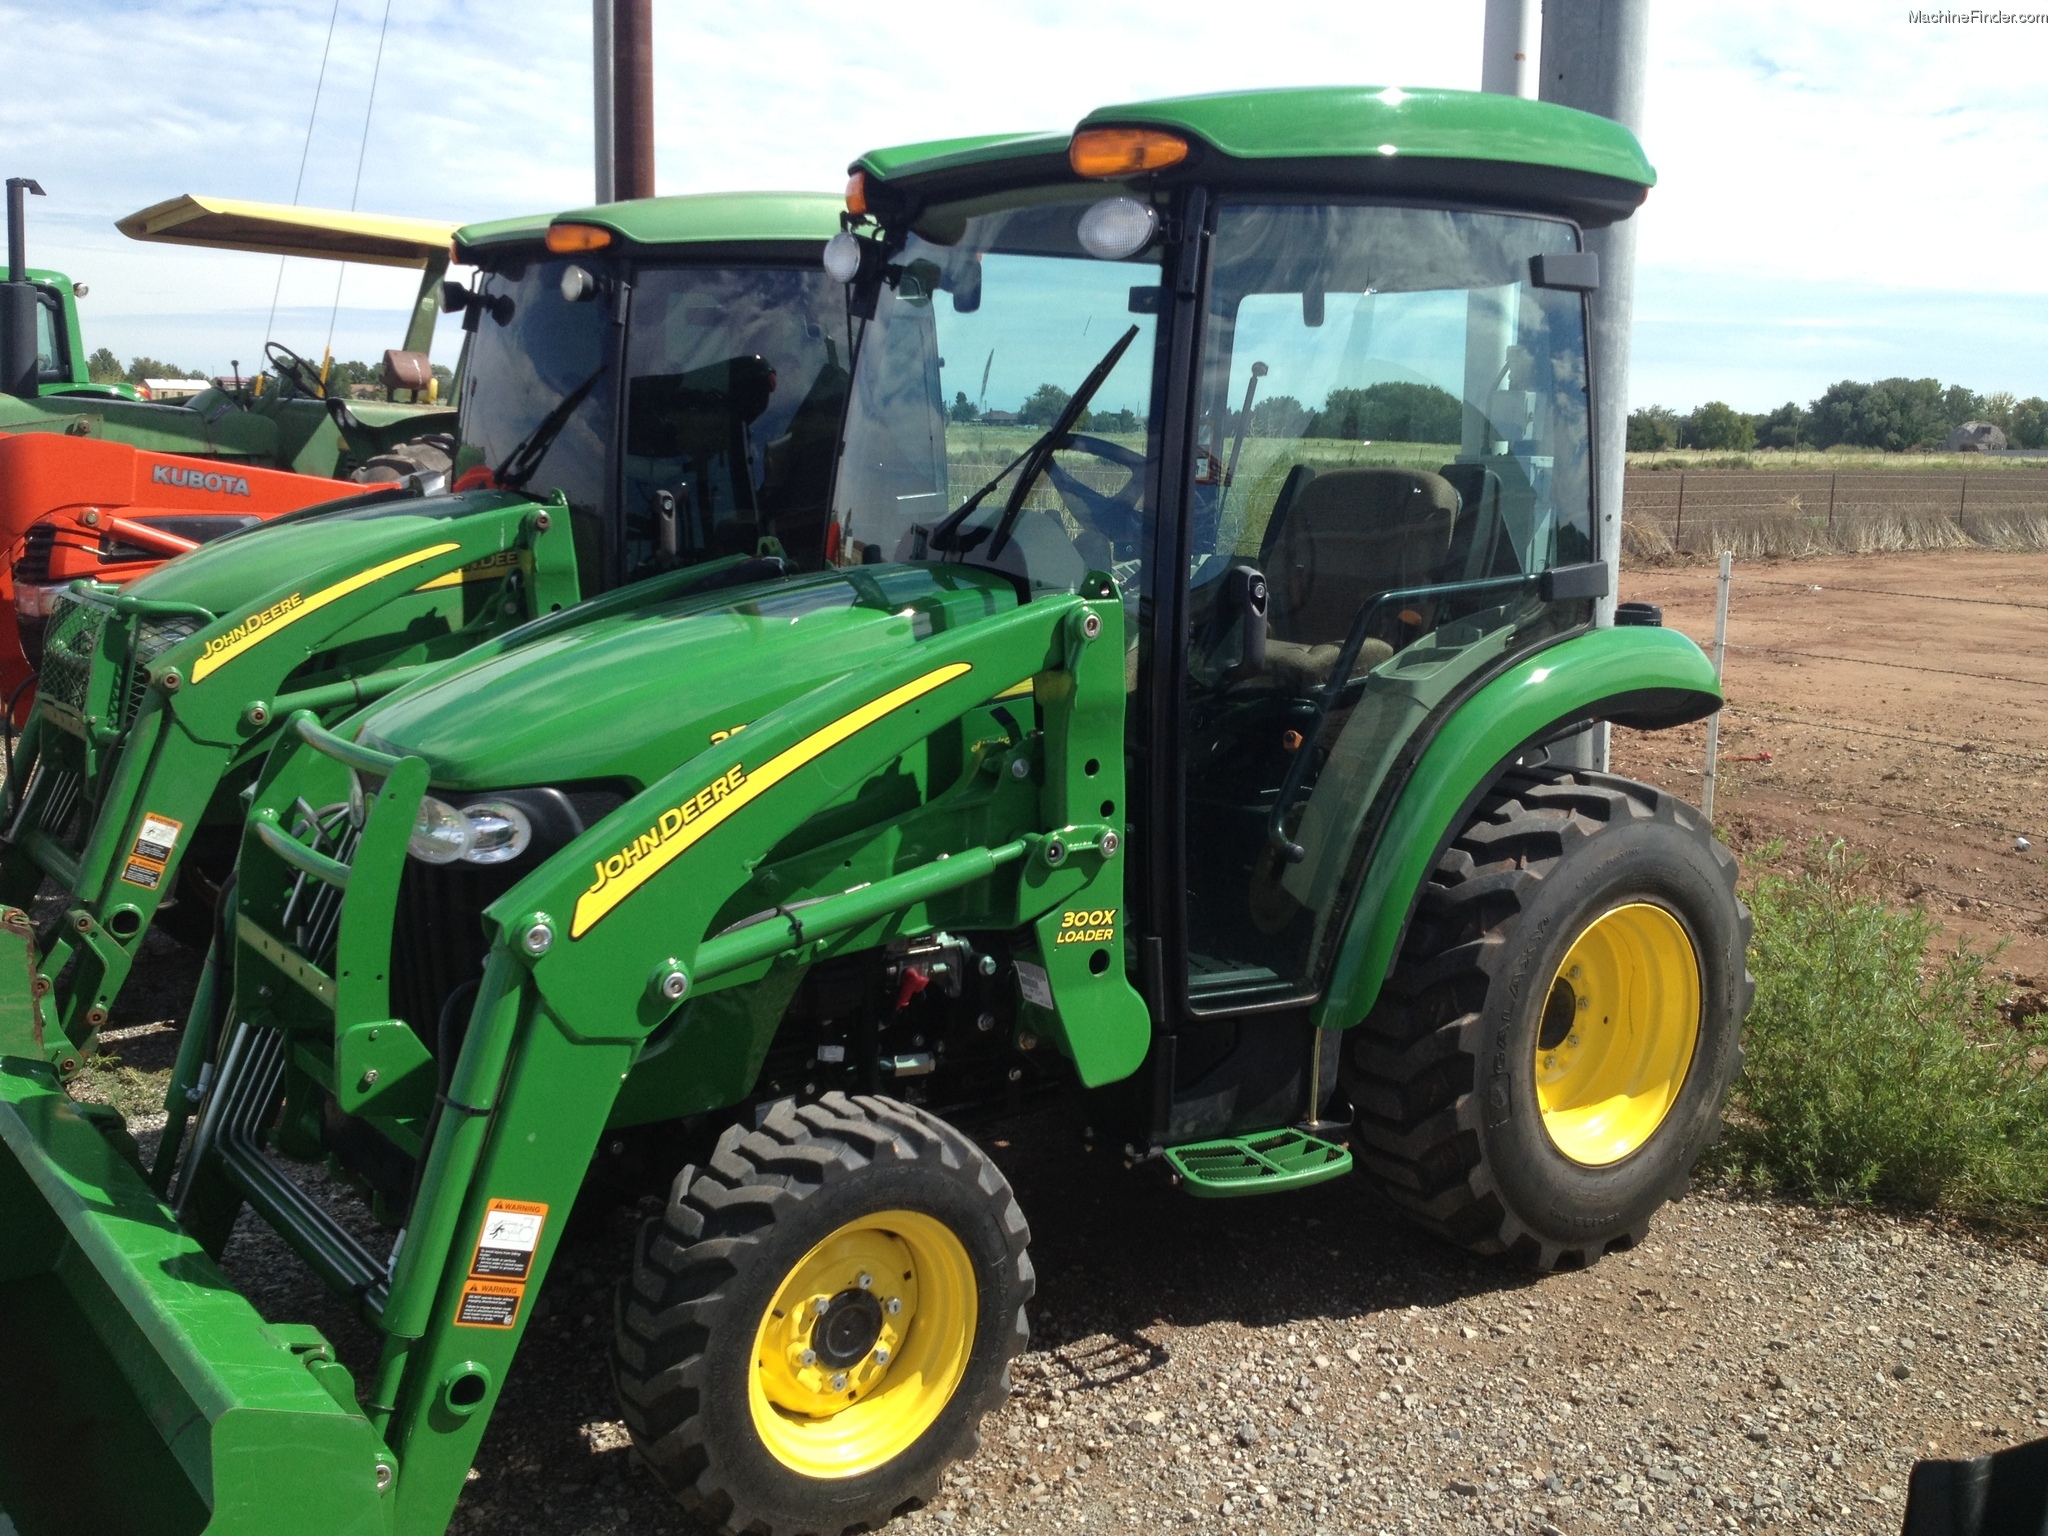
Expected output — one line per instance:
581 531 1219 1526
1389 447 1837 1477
592 0 615 204
1539 0 1649 771
613 0 656 202
1481 0 1539 98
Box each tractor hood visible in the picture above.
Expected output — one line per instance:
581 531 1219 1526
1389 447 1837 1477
126 487 536 614
355 563 1025 793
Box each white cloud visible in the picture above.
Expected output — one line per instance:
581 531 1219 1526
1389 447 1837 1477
7 0 2046 409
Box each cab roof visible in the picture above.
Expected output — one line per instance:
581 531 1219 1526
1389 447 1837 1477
855 86 1655 226
454 191 843 261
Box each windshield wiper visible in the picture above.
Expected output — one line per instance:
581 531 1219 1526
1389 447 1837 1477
494 362 609 490
927 324 1140 559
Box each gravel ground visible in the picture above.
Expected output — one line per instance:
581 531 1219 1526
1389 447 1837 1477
35 930 2048 1536
181 1102 2048 1536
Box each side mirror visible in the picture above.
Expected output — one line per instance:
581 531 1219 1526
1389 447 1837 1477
439 279 470 314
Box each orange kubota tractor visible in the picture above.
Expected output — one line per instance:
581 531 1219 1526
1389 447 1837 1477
0 194 461 711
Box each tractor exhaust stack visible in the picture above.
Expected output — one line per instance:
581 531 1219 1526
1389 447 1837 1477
1 177 46 399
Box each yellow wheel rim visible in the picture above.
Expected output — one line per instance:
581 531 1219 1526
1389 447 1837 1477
748 1210 977 1480
1535 902 1701 1166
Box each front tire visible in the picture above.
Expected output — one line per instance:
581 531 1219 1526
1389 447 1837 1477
613 1093 1032 1536
1343 768 1752 1269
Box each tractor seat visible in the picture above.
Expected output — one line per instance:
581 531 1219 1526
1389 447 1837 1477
1258 466 1460 688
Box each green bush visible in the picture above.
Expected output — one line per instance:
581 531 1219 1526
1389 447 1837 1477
1713 842 2048 1222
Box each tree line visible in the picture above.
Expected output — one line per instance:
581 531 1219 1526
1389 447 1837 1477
948 380 1464 443
1630 379 2048 453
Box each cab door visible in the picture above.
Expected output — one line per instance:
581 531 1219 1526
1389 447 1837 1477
1173 201 1601 1017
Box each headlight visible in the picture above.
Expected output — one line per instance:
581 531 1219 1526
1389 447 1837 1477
409 796 473 864
14 583 67 621
408 794 535 865
461 800 533 864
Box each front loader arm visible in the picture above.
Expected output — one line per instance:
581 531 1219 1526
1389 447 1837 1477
219 572 1145 1535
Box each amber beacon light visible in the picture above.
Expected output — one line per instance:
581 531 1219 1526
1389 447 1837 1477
1068 127 1189 178
545 223 613 253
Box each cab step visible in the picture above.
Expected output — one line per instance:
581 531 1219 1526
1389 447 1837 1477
1163 1128 1352 1198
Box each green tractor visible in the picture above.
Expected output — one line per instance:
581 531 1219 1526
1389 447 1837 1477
0 88 1749 1536
0 189 847 1075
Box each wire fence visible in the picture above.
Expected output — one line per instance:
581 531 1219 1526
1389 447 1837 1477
1680 556 2048 930
1622 470 2048 561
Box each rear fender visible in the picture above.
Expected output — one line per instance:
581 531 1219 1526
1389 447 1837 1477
1312 625 1721 1031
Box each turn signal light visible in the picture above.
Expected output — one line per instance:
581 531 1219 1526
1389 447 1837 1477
545 223 613 253
845 171 869 215
1069 127 1189 179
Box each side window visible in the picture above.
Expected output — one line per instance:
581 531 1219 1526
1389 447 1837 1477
34 290 65 382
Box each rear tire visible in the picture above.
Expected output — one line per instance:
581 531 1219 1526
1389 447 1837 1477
613 1093 1032 1536
1343 767 1752 1269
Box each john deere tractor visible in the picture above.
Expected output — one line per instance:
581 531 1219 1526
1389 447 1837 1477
0 190 846 1075
0 89 1749 1536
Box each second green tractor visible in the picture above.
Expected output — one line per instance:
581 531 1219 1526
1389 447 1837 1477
0 87 1750 1536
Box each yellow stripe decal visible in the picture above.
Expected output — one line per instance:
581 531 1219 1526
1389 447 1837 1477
415 549 528 591
992 677 1036 700
190 542 462 682
569 662 973 940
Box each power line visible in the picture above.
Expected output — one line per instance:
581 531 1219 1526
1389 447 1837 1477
264 0 345 353
326 0 395 359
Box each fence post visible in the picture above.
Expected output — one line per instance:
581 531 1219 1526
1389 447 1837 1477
1960 475 1968 516
1701 550 1733 820
1674 471 1686 549
1827 472 1836 531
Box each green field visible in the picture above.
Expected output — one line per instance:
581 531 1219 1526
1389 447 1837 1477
943 426 1462 560
1627 447 2048 474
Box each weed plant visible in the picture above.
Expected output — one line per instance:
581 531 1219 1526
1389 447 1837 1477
1711 841 2048 1223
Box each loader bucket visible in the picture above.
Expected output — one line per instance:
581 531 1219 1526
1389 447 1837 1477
1902 1437 2048 1535
0 1054 390 1536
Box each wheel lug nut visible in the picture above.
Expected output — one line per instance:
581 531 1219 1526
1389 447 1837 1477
831 1372 848 1391
801 1349 817 1367
886 1297 903 1315
816 1298 831 1316
874 1347 891 1364
857 1272 872 1289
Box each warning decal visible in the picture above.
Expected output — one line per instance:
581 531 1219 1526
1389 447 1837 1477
119 812 184 889
455 1279 524 1329
469 1198 548 1281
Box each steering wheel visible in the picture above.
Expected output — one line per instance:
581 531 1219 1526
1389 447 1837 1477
264 340 327 399
1042 432 1147 549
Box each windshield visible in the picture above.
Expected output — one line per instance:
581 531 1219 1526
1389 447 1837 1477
832 197 1163 596
457 256 847 589
457 255 615 573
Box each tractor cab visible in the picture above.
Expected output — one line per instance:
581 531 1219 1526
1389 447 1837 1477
450 204 849 580
832 89 1627 1053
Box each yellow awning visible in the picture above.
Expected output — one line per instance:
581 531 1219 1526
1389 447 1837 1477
116 194 456 268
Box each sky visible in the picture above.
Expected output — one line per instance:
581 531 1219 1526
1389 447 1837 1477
4 0 2045 414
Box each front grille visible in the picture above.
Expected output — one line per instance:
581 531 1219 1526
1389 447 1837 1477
390 859 525 1056
15 525 54 586
123 616 203 728
37 596 107 713
275 800 360 969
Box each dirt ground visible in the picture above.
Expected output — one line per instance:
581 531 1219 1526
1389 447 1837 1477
1611 548 2048 1008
